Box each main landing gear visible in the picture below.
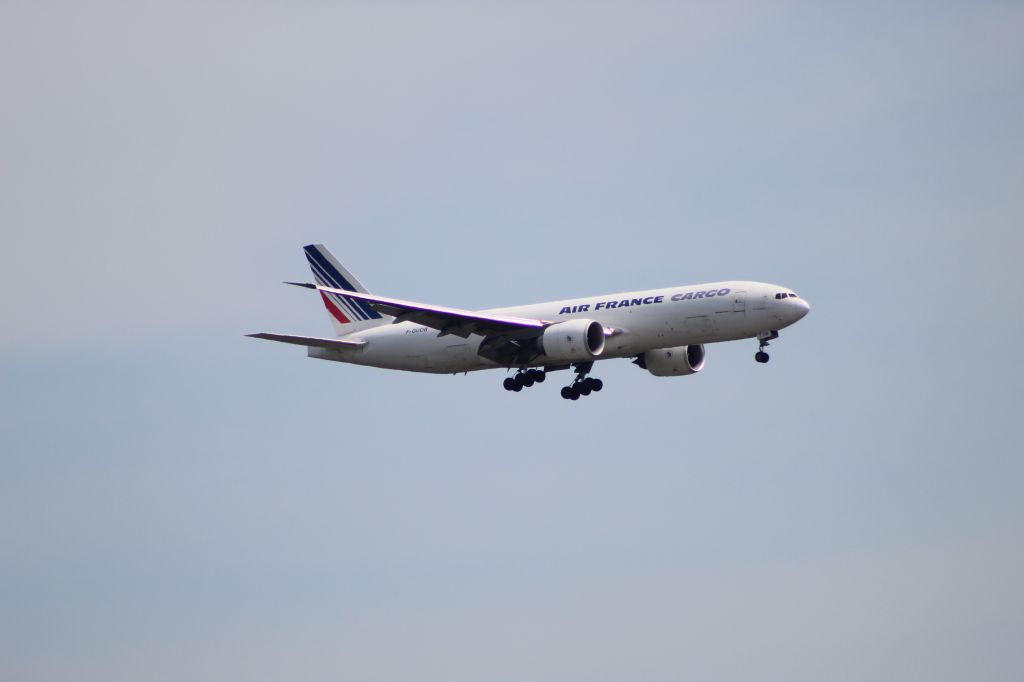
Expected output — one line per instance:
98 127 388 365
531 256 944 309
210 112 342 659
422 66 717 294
560 361 603 401
502 368 546 392
560 376 603 400
502 362 604 399
755 330 779 364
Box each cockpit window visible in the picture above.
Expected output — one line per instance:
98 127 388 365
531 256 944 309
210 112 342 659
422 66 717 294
789 293 798 298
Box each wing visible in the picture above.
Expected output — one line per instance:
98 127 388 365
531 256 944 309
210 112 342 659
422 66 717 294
246 333 367 350
287 282 551 339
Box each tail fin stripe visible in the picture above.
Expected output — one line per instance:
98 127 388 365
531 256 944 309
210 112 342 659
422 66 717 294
320 292 352 324
304 249 381 320
321 289 358 322
305 250 359 296
305 254 346 291
304 248 359 291
306 259 368 321
305 257 372 322
306 258 369 322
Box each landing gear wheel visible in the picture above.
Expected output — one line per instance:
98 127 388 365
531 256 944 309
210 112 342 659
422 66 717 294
561 374 603 400
505 369 548 393
755 331 778 365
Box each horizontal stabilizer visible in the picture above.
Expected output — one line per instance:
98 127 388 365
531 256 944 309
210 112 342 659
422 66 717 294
246 333 367 350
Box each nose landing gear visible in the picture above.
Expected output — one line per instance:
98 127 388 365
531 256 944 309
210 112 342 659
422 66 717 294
755 330 779 363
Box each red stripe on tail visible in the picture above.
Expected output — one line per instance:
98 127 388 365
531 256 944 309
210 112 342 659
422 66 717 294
321 292 351 324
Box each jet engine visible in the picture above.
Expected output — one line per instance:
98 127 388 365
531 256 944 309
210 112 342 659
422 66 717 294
539 319 605 362
636 344 705 377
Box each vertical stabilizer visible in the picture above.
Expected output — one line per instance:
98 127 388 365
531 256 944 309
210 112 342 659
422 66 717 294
303 244 391 335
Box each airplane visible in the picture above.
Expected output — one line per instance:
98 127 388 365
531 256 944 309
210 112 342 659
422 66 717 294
249 244 810 400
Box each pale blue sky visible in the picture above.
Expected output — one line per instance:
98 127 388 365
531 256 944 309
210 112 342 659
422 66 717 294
2 2 1022 681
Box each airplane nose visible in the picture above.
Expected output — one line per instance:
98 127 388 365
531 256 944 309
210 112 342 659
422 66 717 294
795 299 810 319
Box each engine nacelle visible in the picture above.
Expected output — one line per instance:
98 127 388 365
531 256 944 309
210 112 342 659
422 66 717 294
638 344 705 377
540 319 606 362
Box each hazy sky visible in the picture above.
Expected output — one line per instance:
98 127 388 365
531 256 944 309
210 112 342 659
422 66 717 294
2 2 1022 681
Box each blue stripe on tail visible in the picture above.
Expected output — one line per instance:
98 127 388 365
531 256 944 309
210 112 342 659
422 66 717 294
305 258 366 321
303 246 382 320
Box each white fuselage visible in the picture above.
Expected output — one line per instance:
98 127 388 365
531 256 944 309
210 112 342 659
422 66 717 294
308 280 809 373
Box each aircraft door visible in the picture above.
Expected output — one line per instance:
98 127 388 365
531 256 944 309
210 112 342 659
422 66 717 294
732 291 746 313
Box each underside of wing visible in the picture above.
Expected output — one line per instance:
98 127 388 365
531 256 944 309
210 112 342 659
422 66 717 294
287 282 551 339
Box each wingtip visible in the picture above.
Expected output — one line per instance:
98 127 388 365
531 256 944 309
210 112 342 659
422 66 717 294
284 281 317 289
